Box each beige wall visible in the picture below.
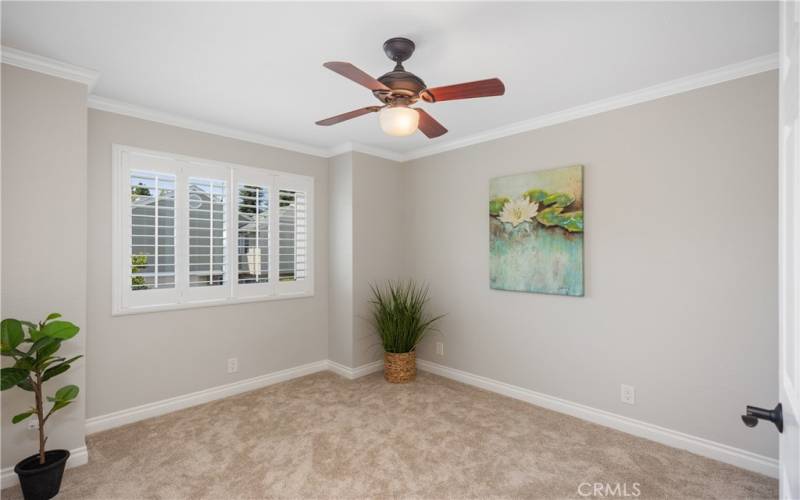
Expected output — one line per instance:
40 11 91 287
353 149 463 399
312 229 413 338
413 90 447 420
352 152 408 367
86 110 329 418
1 65 88 468
328 153 354 367
327 152 407 367
404 71 779 458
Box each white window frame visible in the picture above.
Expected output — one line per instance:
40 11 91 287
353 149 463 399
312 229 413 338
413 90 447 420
112 144 314 315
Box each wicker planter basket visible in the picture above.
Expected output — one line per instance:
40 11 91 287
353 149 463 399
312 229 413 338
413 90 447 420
384 351 416 383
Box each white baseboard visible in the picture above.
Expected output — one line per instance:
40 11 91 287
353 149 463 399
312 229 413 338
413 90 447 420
85 360 329 434
416 359 778 479
1 445 88 490
327 359 383 380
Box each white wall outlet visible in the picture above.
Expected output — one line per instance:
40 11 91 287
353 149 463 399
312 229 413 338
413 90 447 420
436 342 444 357
227 358 238 374
621 384 635 405
27 420 39 431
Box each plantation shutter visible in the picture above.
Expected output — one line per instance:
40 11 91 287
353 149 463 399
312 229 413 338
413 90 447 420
114 146 313 314
278 189 307 281
237 183 270 284
187 177 227 287
129 170 176 290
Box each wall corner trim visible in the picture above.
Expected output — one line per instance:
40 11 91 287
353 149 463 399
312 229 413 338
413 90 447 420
416 359 778 478
1 46 99 91
1 446 88 490
327 359 384 379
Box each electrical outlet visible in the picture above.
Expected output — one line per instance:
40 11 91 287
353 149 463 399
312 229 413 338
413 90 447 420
436 342 444 357
27 421 39 431
621 384 635 405
227 358 238 374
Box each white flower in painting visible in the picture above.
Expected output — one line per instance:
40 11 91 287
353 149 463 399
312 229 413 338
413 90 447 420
498 198 539 227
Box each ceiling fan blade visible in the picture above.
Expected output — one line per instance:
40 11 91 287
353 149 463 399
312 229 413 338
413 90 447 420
421 78 505 103
315 106 382 126
416 109 448 138
323 62 391 92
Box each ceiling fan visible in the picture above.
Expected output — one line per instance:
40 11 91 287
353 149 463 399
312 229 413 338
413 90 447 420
315 37 505 139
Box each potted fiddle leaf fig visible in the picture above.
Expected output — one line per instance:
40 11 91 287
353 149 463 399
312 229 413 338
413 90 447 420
370 280 444 383
0 314 82 500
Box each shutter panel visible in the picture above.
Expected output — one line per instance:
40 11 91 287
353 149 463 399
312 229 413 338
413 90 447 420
237 183 269 284
278 189 307 282
188 177 227 288
129 170 176 291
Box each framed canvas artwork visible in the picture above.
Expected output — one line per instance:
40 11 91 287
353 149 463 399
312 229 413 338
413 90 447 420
489 165 584 296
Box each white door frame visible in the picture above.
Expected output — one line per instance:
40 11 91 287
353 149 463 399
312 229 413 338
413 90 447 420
779 1 800 497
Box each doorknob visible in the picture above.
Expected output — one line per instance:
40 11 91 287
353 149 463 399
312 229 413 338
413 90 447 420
741 403 783 433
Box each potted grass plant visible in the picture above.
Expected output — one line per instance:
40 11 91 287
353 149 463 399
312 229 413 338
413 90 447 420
0 314 82 500
370 280 444 383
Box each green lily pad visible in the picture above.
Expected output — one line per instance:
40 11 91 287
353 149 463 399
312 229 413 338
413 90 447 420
557 211 584 232
542 192 575 208
489 197 510 216
536 206 564 226
523 189 549 203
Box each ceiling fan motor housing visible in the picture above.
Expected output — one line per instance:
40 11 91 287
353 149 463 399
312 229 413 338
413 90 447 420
374 37 427 103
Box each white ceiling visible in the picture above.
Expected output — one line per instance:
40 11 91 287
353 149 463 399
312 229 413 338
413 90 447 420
2 2 778 156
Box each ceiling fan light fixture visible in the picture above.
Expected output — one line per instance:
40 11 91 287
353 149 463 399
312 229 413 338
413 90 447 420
378 105 419 137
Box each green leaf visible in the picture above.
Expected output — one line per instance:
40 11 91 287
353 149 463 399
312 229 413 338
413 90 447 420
557 211 584 233
12 411 33 424
42 363 71 382
26 324 42 342
16 378 34 391
49 400 71 414
489 197 509 216
14 357 35 370
29 336 59 356
542 192 575 208
40 321 79 340
523 189 549 202
35 340 61 361
61 355 83 365
45 313 62 322
1 319 24 351
536 206 564 226
1 368 29 390
54 384 79 401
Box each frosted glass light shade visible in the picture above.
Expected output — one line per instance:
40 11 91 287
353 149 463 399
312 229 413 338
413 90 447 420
378 106 419 136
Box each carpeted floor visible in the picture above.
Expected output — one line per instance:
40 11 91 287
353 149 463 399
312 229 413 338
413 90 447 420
1 371 778 499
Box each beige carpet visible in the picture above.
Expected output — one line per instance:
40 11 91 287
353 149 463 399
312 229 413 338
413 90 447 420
2 371 777 499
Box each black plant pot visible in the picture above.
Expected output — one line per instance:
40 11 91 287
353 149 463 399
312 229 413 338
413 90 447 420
14 449 69 500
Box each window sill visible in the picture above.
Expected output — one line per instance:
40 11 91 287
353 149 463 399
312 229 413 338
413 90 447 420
111 290 315 316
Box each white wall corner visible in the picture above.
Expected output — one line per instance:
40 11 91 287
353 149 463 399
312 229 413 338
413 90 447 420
1 46 99 91
416 359 778 479
327 359 383 380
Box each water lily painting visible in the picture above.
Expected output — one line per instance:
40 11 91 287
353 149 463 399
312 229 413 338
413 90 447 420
490 165 584 296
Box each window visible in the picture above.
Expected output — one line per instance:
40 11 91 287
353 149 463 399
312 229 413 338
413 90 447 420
113 145 313 314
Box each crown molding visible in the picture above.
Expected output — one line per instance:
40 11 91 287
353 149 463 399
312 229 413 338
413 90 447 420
329 141 406 162
88 95 333 158
403 52 779 162
1 46 99 91
84 51 778 164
